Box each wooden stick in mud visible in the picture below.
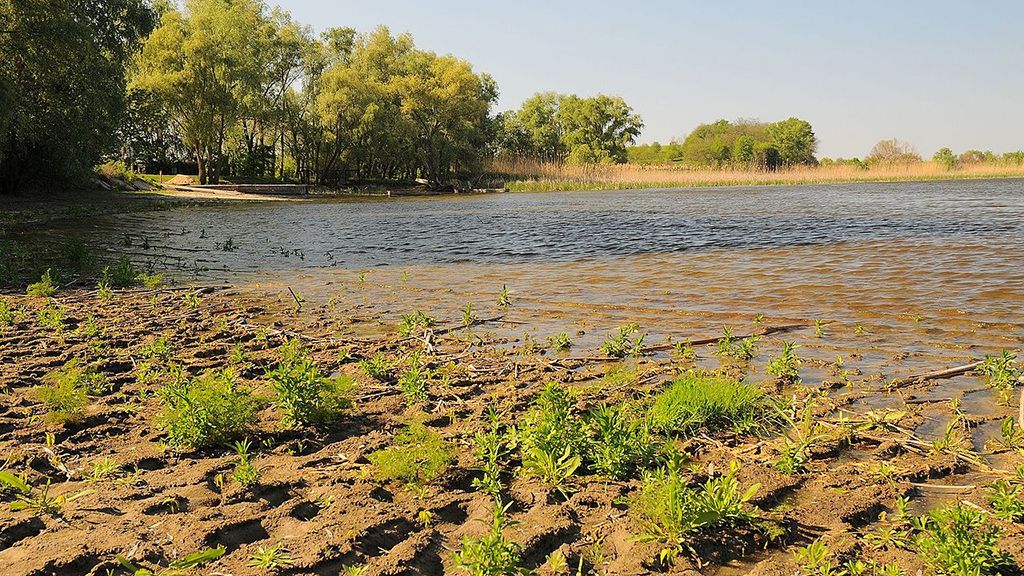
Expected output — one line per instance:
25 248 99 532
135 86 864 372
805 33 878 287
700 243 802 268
287 286 302 311
890 360 983 389
633 323 813 354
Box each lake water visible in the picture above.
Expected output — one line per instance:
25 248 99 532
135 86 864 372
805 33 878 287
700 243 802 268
42 179 1024 415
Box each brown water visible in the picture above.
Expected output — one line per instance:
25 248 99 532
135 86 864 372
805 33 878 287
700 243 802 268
30 179 1024 428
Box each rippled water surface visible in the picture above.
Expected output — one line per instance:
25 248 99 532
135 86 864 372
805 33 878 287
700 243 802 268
63 179 1024 394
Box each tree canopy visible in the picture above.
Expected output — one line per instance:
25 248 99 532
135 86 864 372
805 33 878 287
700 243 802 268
0 0 155 194
674 118 818 169
495 92 643 164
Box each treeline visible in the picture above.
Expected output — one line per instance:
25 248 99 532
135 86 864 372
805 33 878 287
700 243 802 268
819 139 1024 170
0 0 649 194
628 118 818 169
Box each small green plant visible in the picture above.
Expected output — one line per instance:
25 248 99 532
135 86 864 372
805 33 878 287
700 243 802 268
0 299 17 327
0 472 85 518
473 409 510 500
34 369 90 424
630 460 760 564
452 501 527 576
399 361 429 405
497 284 511 308
369 422 454 486
648 372 767 436
913 502 1012 575
766 342 802 383
26 268 58 297
399 310 437 336
775 399 827 474
586 402 657 479
138 271 165 289
158 368 257 450
601 323 645 358
546 332 572 351
814 319 826 338
140 336 173 362
88 457 122 482
671 339 697 363
794 540 844 576
37 301 66 332
977 351 1021 405
519 383 587 495
359 353 394 382
117 546 226 576
248 543 293 570
988 478 1024 522
46 359 111 396
267 339 356 427
714 327 759 361
463 302 478 326
100 256 141 289
986 416 1024 453
231 439 261 489
183 291 201 309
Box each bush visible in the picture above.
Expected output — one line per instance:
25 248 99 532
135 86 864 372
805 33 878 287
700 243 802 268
34 370 90 424
266 339 356 427
26 268 58 297
586 403 658 479
158 368 257 450
649 372 765 436
368 422 453 486
630 461 760 563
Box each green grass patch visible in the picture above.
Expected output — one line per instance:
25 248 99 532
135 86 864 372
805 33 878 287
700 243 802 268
648 372 766 436
157 368 257 450
368 422 454 486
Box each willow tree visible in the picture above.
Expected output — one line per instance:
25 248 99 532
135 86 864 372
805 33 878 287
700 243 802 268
0 0 153 194
132 0 280 184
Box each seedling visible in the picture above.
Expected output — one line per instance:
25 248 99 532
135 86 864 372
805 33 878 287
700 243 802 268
671 339 697 363
473 409 511 500
814 319 826 338
497 285 511 308
399 361 429 406
248 543 292 569
714 327 759 361
601 323 645 358
37 302 66 332
359 353 394 382
913 503 1012 575
546 332 572 351
231 439 261 489
34 367 90 424
462 302 478 326
986 416 1024 453
519 384 587 495
976 351 1022 405
0 472 87 518
399 310 436 336
117 546 226 576
775 399 827 474
99 256 141 288
766 342 802 383
267 339 356 427
452 501 526 576
88 457 122 482
987 479 1024 522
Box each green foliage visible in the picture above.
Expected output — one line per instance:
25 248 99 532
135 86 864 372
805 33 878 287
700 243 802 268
157 368 256 450
0 0 154 194
546 332 572 351
36 301 66 332
766 342 802 383
26 268 58 297
775 399 827 475
452 502 527 576
648 372 766 436
0 299 16 327
601 323 645 358
934 147 959 170
359 353 394 382
231 439 261 489
34 366 91 423
398 361 429 405
0 475 65 517
472 410 510 499
267 339 355 427
399 310 437 336
676 117 817 169
519 383 587 493
586 403 657 479
987 478 1024 522
496 92 642 164
913 503 1012 575
976 351 1021 405
497 285 511 308
99 255 142 289
368 422 454 486
117 546 226 576
630 461 760 563
714 327 759 361
248 543 293 570
44 358 111 398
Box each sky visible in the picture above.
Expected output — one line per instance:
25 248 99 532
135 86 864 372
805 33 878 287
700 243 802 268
273 0 1023 158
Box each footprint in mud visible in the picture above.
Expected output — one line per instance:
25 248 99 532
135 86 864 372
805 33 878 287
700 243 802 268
0 517 45 551
289 501 321 521
203 518 269 551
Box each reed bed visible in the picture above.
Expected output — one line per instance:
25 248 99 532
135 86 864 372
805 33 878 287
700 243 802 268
490 157 1024 192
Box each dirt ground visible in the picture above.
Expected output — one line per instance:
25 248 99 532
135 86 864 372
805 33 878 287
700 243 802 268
0 287 1022 576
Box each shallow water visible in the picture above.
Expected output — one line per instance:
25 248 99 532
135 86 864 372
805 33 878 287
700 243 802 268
30 179 1024 414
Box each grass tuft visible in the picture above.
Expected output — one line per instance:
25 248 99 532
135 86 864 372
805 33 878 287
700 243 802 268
648 372 766 436
369 422 454 486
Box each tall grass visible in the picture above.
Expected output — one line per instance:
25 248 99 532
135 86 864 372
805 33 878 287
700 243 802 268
489 157 1024 192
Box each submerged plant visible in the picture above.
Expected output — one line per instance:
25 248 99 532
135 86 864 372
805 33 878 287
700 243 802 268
648 372 767 436
267 339 356 427
369 422 454 487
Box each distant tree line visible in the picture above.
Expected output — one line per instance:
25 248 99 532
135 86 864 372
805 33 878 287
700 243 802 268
628 118 818 170
819 139 1024 170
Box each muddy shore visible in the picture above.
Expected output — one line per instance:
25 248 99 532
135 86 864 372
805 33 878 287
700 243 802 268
1 285 1022 575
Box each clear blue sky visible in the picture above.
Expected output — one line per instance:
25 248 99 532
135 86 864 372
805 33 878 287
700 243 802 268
274 0 1023 158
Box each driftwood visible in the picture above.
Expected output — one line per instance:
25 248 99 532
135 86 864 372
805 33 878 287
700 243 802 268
889 360 983 389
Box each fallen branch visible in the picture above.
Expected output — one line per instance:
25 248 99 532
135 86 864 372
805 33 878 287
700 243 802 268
889 360 982 389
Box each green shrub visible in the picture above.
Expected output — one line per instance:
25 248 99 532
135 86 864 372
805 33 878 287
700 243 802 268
913 503 1012 575
26 268 57 297
987 478 1024 522
630 461 760 563
519 383 587 493
99 256 140 289
34 369 90 424
158 368 256 449
649 372 765 436
398 362 429 405
359 353 394 382
586 403 658 479
452 503 527 576
36 302 66 332
267 339 355 427
368 422 453 486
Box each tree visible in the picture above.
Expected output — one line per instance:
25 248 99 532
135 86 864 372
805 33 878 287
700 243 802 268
677 118 816 169
933 147 958 170
866 139 921 165
765 117 817 166
133 0 279 184
0 0 155 194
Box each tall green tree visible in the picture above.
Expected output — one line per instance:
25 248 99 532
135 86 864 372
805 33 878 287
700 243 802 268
0 0 154 194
